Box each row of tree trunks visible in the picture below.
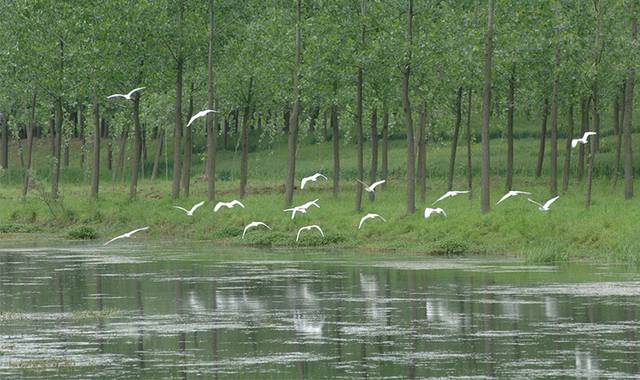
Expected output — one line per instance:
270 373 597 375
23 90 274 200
151 129 164 180
535 97 548 178
206 0 218 202
354 0 366 212
51 97 63 199
549 40 561 196
562 104 574 192
112 126 128 185
416 101 427 203
239 77 254 199
368 107 378 202
181 82 194 197
402 0 415 215
21 91 37 199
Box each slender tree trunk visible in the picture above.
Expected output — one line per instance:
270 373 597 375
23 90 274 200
79 106 86 173
51 98 63 199
129 95 142 198
535 97 549 178
549 41 561 196
308 106 320 134
172 56 184 199
0 112 7 169
623 10 637 199
106 119 112 171
449 86 463 191
240 77 254 199
322 109 329 142
466 89 472 198
355 0 366 212
91 91 100 199
368 107 378 202
402 0 415 215
223 116 229 150
284 0 302 207
49 115 55 158
206 0 218 201
613 84 624 187
417 101 427 203
577 97 589 180
181 82 194 197
381 109 389 185
21 91 36 198
562 104 574 192
505 65 515 191
151 129 164 180
480 0 495 213
63 112 70 169
331 81 340 197
586 85 599 209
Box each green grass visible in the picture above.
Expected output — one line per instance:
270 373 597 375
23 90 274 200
0 113 639 263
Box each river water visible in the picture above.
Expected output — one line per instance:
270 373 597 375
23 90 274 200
0 243 639 379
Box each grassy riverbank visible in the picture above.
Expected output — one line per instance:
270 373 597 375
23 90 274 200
1 115 639 263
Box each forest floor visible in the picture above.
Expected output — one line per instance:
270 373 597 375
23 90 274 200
0 115 639 263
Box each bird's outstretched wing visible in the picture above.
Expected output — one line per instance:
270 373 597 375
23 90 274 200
231 200 245 208
190 201 205 214
369 180 386 191
311 225 324 236
496 193 511 205
438 209 447 217
301 177 310 189
318 174 328 180
129 226 150 235
356 178 369 188
432 193 449 205
584 131 597 138
358 215 369 229
127 87 146 98
527 198 543 208
543 196 560 209
424 208 434 218
173 206 190 214
571 139 580 148
515 191 531 195
107 94 126 99
103 234 125 246
296 228 304 242
213 202 225 212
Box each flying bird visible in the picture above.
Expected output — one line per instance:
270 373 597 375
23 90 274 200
186 109 219 127
214 200 245 212
107 87 145 100
527 196 560 212
358 213 387 229
571 132 597 148
173 201 205 216
300 173 328 189
496 190 532 205
296 225 324 242
432 190 470 205
356 179 386 193
284 199 320 219
242 221 271 239
103 226 150 246
424 208 447 219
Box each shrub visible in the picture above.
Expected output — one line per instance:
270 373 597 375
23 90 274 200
0 223 42 233
67 225 98 240
434 239 470 256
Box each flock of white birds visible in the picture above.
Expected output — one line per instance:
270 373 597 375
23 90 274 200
102 87 597 247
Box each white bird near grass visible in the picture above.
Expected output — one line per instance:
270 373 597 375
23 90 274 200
107 87 145 100
296 225 324 242
432 190 470 205
527 196 560 212
173 201 205 216
358 213 386 229
424 208 447 219
571 131 597 148
356 179 386 193
301 173 328 189
242 221 271 239
496 190 532 205
284 199 320 219
214 200 245 212
103 227 149 246
186 109 219 127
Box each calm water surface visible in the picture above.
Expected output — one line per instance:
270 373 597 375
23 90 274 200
0 243 639 379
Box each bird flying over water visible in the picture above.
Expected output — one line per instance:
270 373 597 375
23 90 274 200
424 208 447 219
214 200 245 212
496 190 531 205
242 221 271 239
296 225 324 242
358 213 386 229
107 87 145 100
173 201 205 216
432 190 470 205
356 179 386 193
301 173 328 189
103 226 149 246
527 196 560 212
571 132 597 148
284 199 320 219
186 109 219 127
